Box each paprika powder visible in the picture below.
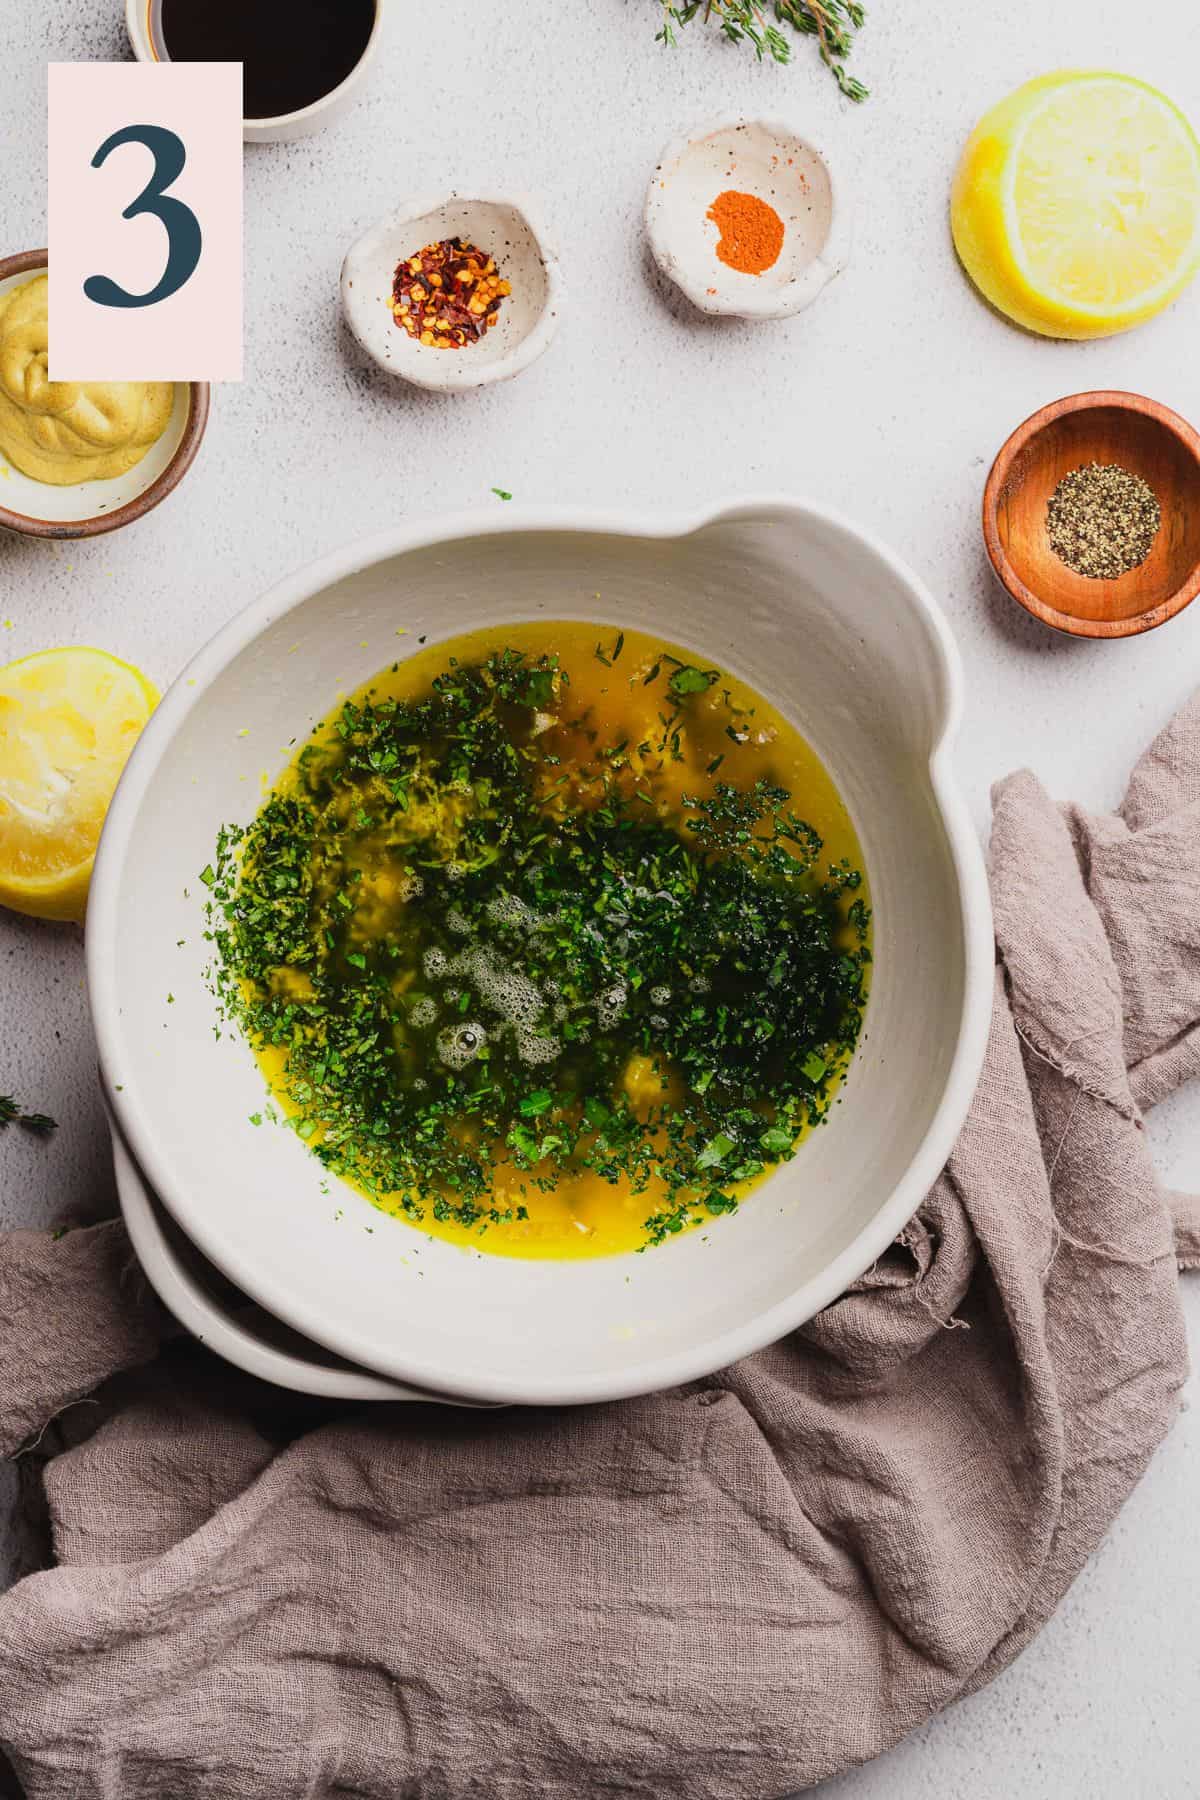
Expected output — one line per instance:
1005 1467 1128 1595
706 191 785 276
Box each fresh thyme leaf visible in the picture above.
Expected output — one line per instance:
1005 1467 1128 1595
654 0 868 99
668 665 718 700
19 1113 57 1137
491 487 513 501
0 1095 57 1138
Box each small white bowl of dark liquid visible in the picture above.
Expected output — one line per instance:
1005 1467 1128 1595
127 0 383 142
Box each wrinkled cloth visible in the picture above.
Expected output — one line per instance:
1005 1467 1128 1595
1 698 1198 1800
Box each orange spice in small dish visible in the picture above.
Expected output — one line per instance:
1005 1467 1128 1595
706 191 785 276
391 238 511 348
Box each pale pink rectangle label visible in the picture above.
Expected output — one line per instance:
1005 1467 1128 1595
48 61 243 381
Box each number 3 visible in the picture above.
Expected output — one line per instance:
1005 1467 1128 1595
83 124 203 309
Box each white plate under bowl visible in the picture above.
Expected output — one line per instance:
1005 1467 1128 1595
111 1123 497 1405
87 499 993 1407
0 252 207 538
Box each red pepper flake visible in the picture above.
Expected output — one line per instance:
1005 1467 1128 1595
391 238 512 349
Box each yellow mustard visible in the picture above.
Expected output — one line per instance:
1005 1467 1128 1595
0 275 174 486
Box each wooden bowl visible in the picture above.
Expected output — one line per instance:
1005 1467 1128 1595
983 391 1200 638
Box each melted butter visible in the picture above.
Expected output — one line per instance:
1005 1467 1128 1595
255 622 869 1260
0 276 173 486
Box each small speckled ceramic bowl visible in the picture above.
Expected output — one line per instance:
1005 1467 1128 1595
341 195 564 392
645 115 851 319
0 249 209 541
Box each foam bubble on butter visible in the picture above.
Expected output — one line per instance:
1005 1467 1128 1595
436 1021 488 1069
515 1028 560 1066
409 997 438 1028
439 942 563 1067
595 983 628 1029
486 892 543 934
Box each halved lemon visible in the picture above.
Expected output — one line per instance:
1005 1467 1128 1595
952 71 1200 339
0 647 158 923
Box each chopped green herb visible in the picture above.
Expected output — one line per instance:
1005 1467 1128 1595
668 665 719 700
204 641 869 1251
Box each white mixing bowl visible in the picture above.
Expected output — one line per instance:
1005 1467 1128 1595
110 1125 495 1405
87 499 992 1406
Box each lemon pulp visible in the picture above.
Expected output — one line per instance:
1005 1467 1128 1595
0 647 158 922
952 71 1200 339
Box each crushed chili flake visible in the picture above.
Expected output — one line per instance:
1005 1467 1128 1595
391 238 511 349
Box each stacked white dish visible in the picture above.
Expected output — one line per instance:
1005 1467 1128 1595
87 501 992 1407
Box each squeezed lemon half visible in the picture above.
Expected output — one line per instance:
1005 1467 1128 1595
951 71 1200 339
0 647 157 923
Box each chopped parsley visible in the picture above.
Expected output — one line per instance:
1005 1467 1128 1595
204 645 870 1250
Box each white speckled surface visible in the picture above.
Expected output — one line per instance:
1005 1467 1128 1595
1 0 1198 1789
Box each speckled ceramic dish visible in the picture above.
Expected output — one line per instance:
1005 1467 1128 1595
87 499 992 1408
0 250 208 540
645 115 851 319
341 196 564 391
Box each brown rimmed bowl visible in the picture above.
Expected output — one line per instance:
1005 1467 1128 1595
983 390 1200 639
0 249 209 541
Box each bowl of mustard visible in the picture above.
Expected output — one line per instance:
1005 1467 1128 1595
0 250 209 539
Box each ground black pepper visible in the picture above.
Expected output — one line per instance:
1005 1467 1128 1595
1046 463 1161 580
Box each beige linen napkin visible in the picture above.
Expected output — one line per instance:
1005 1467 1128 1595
0 696 1196 1800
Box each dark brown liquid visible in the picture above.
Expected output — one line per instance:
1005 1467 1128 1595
157 0 376 121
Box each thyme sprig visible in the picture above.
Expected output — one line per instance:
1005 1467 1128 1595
0 1094 57 1137
656 0 868 99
